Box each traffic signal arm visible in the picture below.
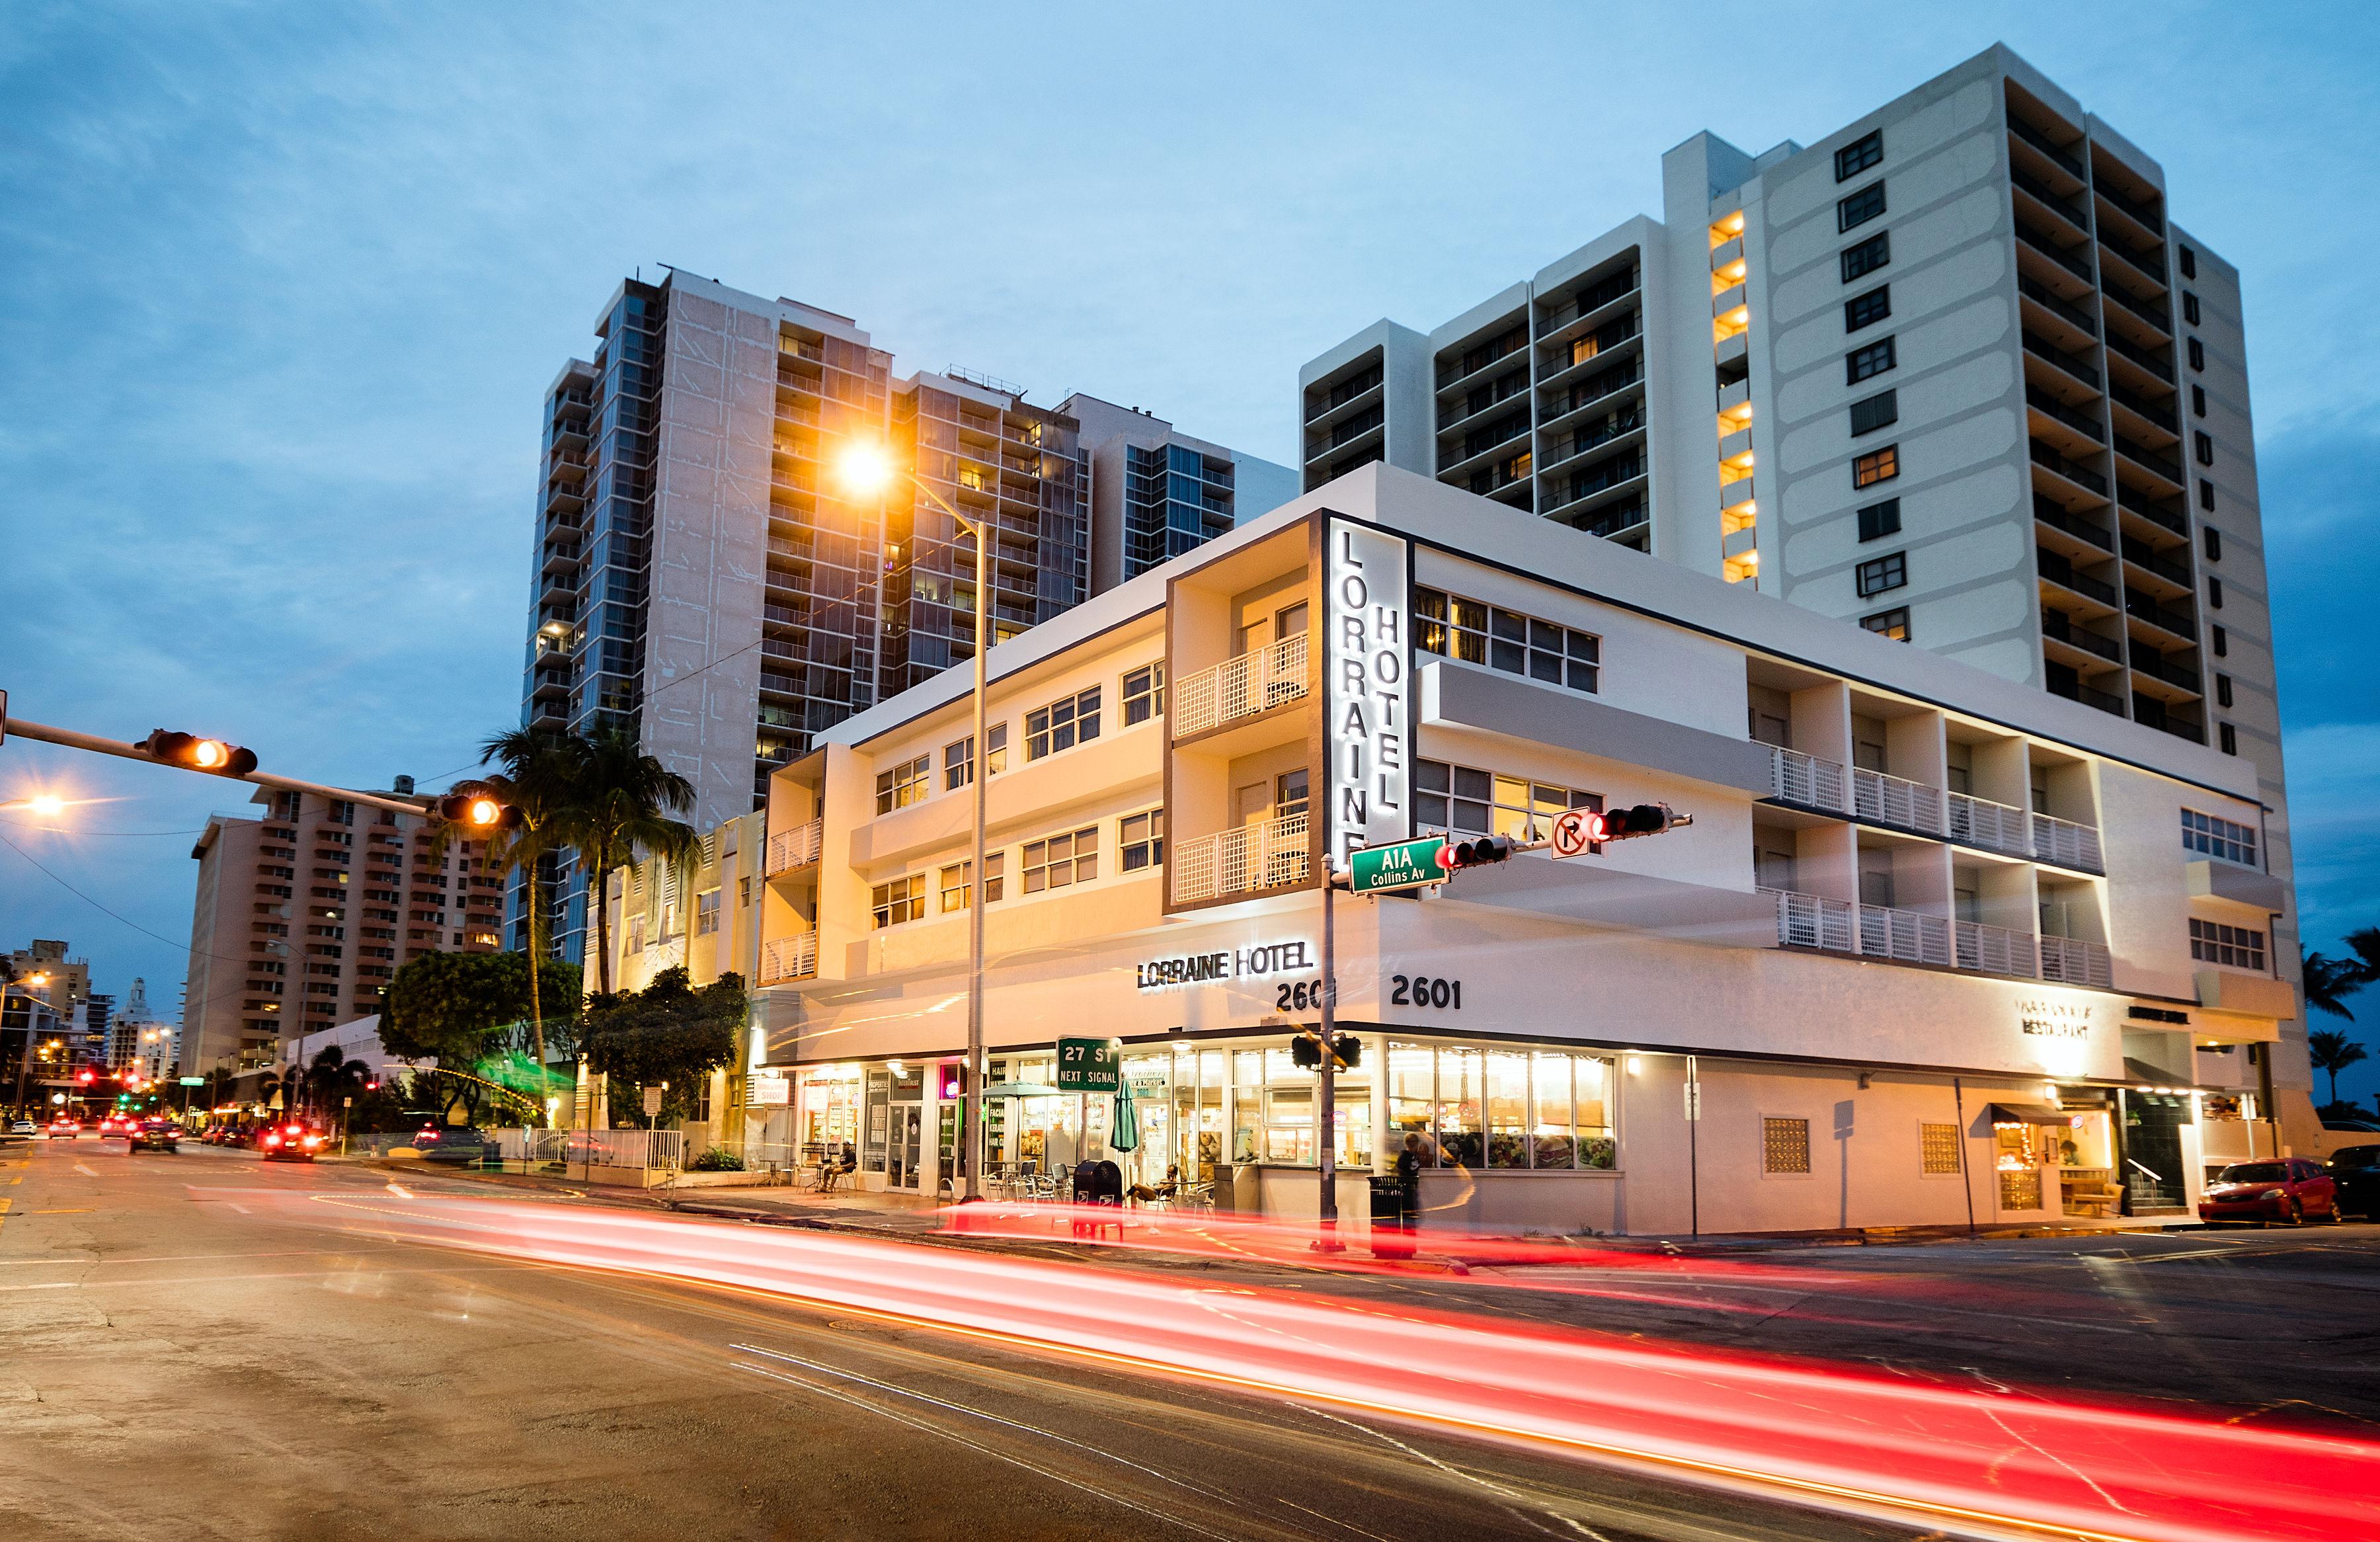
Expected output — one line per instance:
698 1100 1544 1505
1 715 431 818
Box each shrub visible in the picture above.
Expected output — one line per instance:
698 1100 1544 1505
692 1145 745 1172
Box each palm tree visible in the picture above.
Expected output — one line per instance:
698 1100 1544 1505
2303 950 2365 1021
301 1045 373 1127
2346 926 2380 984
547 728 700 997
2309 1028 2371 1109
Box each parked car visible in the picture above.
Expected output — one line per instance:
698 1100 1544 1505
126 1119 180 1153
7 1119 35 1140
2327 1145 2380 1221
415 1125 489 1164
258 1121 325 1162
216 1125 255 1149
2198 1158 2340 1225
2321 1116 2380 1135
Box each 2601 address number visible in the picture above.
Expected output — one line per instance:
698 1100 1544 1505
1391 975 1463 1010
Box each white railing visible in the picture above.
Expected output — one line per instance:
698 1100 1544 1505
496 1127 684 1172
1171 813 1310 905
1858 900 1954 967
2032 812 2105 873
1766 746 1848 812
1765 887 2065 980
760 930 818 984
766 816 822 875
1173 633 1309 738
1947 791 2032 858
2040 934 2115 989
1770 886 1856 952
1955 918 2039 977
1852 766 1946 836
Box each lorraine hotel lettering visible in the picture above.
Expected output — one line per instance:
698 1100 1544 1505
1326 518 1413 864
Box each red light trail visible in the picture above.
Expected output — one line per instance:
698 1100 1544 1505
308 1194 2380 1541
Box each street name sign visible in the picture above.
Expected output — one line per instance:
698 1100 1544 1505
1347 836 1447 895
178 1076 204 1086
1055 1037 1120 1092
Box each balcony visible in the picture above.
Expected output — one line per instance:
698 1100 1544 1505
1946 791 2034 859
2040 934 2116 989
2102 329 2174 384
1766 746 1848 813
760 930 818 985
2047 672 2128 717
2034 498 2113 552
2030 441 2108 496
2017 275 2098 338
2032 813 2105 873
767 816 822 875
2116 481 2188 538
1854 766 1946 838
2023 331 2101 390
1173 632 1309 737
1765 889 2071 982
2037 549 2118 606
2024 386 2104 444
2008 116 2086 180
1171 813 1309 905
2042 607 2123 663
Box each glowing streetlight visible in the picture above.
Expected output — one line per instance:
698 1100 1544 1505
836 442 894 497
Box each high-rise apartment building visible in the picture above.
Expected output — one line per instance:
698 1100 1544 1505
1059 393 1298 592
182 785 500 1075
1296 44 2310 1140
3 938 87 1090
521 270 1279 963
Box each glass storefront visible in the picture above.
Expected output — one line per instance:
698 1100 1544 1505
1388 1041 1614 1169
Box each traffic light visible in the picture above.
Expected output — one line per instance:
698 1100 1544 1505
438 792 522 831
1290 1030 1363 1071
140 730 257 776
1603 803 1682 842
77 1070 95 1085
1436 834 1516 872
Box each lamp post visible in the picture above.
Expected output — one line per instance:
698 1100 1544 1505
837 442 991 1202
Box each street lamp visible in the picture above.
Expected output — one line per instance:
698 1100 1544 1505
0 794 67 818
836 440 992 1203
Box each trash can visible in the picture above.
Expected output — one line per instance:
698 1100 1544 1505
1370 1174 1415 1260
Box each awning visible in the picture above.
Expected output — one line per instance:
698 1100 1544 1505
1989 1102 2072 1124
980 1081 1069 1099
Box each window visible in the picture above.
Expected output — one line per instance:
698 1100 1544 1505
1022 826 1098 892
1849 389 1898 437
1855 551 1907 598
1025 688 1100 760
1835 128 1883 181
2215 673 2233 708
1415 758 1599 842
2179 245 2197 279
1415 587 1600 692
870 875 926 929
695 889 719 936
1861 606 1911 641
1857 498 1901 542
2190 917 2265 970
1763 1116 1812 1174
1122 663 1165 727
2187 337 2205 372
1119 808 1165 872
1921 1122 1963 1176
1844 286 1891 332
2194 430 2214 466
738 875 751 907
875 754 929 815
2198 477 2215 512
937 854 1003 912
1837 182 1885 231
943 724 1009 790
2182 291 2201 325
2211 624 2227 657
1840 230 1890 282
2202 526 2221 562
2182 809 2257 866
2219 721 2238 756
2190 385 2207 420
1853 445 1899 488
2207 575 2224 610
1846 337 1895 383
1384 1042 1614 1170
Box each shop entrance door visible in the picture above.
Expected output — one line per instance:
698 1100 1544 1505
887 1105 924 1191
2120 1092 2190 1213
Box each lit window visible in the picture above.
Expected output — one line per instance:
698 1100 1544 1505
870 875 925 930
1022 826 1099 893
1415 759 1599 845
1921 1123 1962 1176
1415 588 1599 692
1860 606 1911 641
1025 688 1101 760
1122 663 1166 727
1119 809 1165 872
874 754 929 815
1853 445 1899 488
695 889 719 936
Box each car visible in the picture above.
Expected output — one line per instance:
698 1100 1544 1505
126 1119 180 1153
2327 1145 2380 1221
46 1117 81 1139
258 1121 325 1162
97 1114 129 1137
414 1124 489 1164
7 1119 35 1139
2198 1158 2340 1225
2321 1116 2380 1135
216 1125 255 1149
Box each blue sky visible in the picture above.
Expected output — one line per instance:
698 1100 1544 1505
3 3 2376 1094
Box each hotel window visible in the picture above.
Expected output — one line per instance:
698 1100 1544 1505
2179 245 2197 279
1852 445 1899 488
2188 337 2205 372
2195 431 2215 466
1837 182 1885 231
937 854 1003 913
1861 606 1911 641
695 889 719 936
1846 331 1895 384
1921 1122 1963 1176
2215 673 2233 708
2219 722 2238 756
1119 808 1165 872
2190 918 2265 971
1022 825 1098 893
1844 286 1891 332
875 754 929 815
1121 663 1165 726
2202 526 2222 563
2211 624 2227 657
1840 230 1889 282
1415 759 1599 842
1855 551 1906 598
2192 385 2207 419
626 915 645 953
1857 497 1901 542
870 875 925 930
1763 1117 1812 1174
2181 809 2256 865
2199 478 2215 511
1835 128 1882 181
1386 1041 1614 1169
1849 388 1897 437
2182 291 2201 325
1025 688 1101 760
2207 575 2225 610
1415 587 1601 693
943 724 1009 790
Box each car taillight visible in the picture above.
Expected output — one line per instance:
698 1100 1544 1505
303 1136 321 1147
263 1133 281 1147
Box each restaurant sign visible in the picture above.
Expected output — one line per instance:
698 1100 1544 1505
2017 1000 2094 1040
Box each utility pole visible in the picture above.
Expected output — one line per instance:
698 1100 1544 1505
1316 860 1341 1251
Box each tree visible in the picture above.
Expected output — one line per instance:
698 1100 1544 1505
2303 950 2365 1021
2347 926 2380 983
582 967 744 1125
545 729 699 996
2309 1029 2371 1110
301 1045 374 1126
381 951 581 1123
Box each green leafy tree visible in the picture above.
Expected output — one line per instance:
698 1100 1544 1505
2309 1028 2371 1110
545 729 700 996
584 967 745 1125
300 1046 374 1126
382 951 580 1123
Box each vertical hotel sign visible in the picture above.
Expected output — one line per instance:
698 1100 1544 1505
1324 516 1412 865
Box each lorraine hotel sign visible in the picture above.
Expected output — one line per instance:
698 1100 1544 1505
1324 516 1413 867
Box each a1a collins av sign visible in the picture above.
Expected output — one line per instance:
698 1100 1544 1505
1325 516 1413 866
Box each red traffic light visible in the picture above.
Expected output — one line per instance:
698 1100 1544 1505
1437 834 1515 871
141 729 257 776
78 1069 95 1084
365 1078 379 1091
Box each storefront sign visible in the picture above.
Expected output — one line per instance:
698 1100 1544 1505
748 1071 791 1106
1125 1069 1168 1099
1055 1037 1121 1092
1325 516 1412 865
1134 939 1315 991
2018 1000 2094 1039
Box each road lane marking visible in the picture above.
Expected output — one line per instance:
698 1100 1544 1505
33 1208 93 1215
73 1164 99 1178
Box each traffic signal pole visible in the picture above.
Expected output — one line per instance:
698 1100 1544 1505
2 716 432 818
1316 861 1342 1252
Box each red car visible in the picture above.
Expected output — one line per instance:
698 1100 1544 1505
46 1117 80 1139
258 1121 325 1162
2198 1158 2340 1225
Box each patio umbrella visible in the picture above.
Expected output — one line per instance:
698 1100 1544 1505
1109 1082 1140 1153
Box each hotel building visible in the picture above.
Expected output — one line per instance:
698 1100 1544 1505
675 466 2305 1235
1296 44 2306 1150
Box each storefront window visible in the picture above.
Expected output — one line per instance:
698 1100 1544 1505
1995 1120 2042 1210
1263 1048 1311 1163
862 1070 889 1173
799 1069 859 1154
1389 1041 1616 1170
1577 1055 1614 1168
1486 1051 1529 1168
1388 1042 1435 1164
1232 1051 1262 1162
1438 1048 1484 1168
1530 1053 1573 1169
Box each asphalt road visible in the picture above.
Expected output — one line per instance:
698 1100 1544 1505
4 1137 2375 1541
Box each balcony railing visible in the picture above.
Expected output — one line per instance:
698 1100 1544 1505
2032 813 2105 873
1173 632 1309 737
1766 746 1848 813
2030 440 2108 495
2017 275 2098 337
1946 791 2033 858
1171 813 1310 905
767 816 822 875
2040 934 2116 989
1765 888 2096 983
760 930 818 985
2008 116 2086 179
1854 766 1946 836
